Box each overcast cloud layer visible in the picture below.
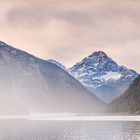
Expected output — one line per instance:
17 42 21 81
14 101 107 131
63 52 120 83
0 0 140 72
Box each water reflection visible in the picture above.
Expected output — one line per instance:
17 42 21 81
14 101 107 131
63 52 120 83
0 120 140 140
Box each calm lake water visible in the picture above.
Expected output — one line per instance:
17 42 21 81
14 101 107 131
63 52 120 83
0 120 140 140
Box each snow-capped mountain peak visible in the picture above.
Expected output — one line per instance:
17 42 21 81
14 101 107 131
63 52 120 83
89 51 108 59
78 51 119 72
69 51 139 103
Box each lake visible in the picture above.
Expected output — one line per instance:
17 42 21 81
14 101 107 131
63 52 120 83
0 119 140 140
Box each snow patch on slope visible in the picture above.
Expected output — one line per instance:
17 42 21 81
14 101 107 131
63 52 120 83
101 72 122 81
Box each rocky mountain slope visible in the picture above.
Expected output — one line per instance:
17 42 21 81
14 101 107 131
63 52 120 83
109 75 140 114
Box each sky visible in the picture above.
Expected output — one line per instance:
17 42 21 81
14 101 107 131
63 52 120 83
0 0 140 72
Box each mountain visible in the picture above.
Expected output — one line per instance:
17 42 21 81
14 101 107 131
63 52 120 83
69 51 138 103
0 41 104 115
47 59 67 70
109 75 140 114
